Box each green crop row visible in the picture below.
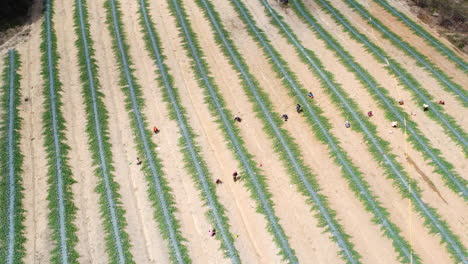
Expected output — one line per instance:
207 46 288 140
295 0 468 199
41 0 79 262
372 0 468 72
342 0 468 107
162 0 300 261
200 0 366 262
260 1 467 262
0 50 26 264
226 0 423 262
136 0 241 261
73 0 134 262
103 0 190 262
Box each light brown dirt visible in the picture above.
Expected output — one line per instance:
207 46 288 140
285 0 468 250
327 0 468 132
54 0 109 261
357 0 468 77
116 0 227 262
244 0 467 261
6 0 467 261
303 0 468 181
87 0 171 262
17 0 54 261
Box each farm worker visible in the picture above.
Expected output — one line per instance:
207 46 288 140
215 179 223 185
367 111 373 117
438 100 445 105
234 116 242 122
308 92 314 99
345 121 351 128
233 171 239 182
391 121 398 128
136 157 142 165
210 229 216 237
282 114 289 121
398 100 404 105
423 104 429 111
296 104 302 113
153 126 160 134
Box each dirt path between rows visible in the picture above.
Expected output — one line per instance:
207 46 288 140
54 0 110 261
118 0 228 261
18 0 55 260
88 0 171 262
358 0 468 78
279 0 468 251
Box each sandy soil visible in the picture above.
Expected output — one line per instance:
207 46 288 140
272 0 468 254
326 0 468 130
115 0 227 262
244 0 467 260
302 0 468 179
299 0 466 211
142 0 288 262
17 0 55 262
87 0 172 262
53 0 110 261
5 0 466 262
356 0 468 77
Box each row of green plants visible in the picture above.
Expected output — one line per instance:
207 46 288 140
73 0 134 262
103 0 190 262
293 0 468 198
371 0 468 72
0 50 26 264
136 0 241 261
41 0 79 262
196 0 367 262
257 0 467 262
226 0 419 262
162 0 299 262
342 0 468 107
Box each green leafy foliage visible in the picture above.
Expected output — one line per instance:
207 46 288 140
40 0 80 262
136 0 241 261
298 0 468 200
159 0 301 261
0 50 26 264
72 0 134 262
103 0 190 262
262 0 467 262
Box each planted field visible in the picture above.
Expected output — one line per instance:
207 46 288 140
1 0 466 263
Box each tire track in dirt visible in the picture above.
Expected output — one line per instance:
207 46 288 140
87 0 171 262
54 0 108 261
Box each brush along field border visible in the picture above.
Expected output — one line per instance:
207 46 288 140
162 0 299 262
42 0 80 262
104 0 191 262
74 0 135 262
371 0 468 72
291 0 468 198
135 0 242 261
224 0 419 262
182 0 363 263
308 0 468 158
253 0 468 262
340 0 468 107
0 50 26 264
